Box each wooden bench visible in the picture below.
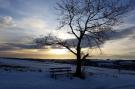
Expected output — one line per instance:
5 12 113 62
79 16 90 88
49 67 73 79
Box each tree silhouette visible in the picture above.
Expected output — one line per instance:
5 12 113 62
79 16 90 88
35 0 132 78
54 0 131 78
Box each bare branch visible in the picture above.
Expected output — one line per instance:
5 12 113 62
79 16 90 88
57 41 77 55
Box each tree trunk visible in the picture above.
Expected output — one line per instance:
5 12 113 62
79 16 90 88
74 41 84 78
75 53 82 76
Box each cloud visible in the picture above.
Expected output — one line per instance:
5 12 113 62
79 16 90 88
102 37 135 56
0 16 53 51
6 43 36 49
0 16 49 34
108 27 135 40
101 26 135 57
0 16 16 28
17 17 47 30
0 16 40 51
0 16 50 40
0 42 37 51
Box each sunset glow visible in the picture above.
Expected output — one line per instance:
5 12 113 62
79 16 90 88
48 49 68 55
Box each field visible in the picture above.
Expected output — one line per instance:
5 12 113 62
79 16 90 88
0 58 135 89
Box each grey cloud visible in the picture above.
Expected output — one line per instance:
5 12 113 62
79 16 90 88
131 36 135 39
0 16 15 28
0 42 37 51
0 44 17 51
108 27 135 40
6 43 37 49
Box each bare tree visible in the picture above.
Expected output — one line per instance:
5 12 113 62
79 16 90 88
53 0 132 78
34 0 132 78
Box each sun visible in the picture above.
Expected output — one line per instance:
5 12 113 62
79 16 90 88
48 49 68 55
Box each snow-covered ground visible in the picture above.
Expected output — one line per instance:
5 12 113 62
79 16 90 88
0 58 135 89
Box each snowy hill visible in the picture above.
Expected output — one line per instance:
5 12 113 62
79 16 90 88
0 58 135 89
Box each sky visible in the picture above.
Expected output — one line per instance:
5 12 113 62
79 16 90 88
0 0 135 59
